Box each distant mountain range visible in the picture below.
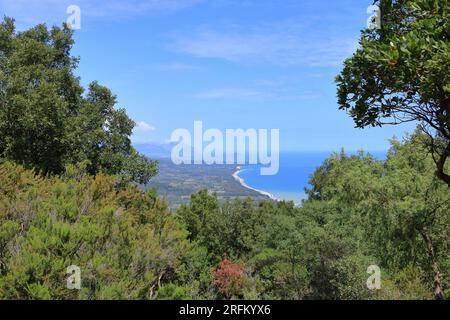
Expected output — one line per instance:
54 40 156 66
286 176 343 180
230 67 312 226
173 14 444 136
134 142 175 159
134 142 260 162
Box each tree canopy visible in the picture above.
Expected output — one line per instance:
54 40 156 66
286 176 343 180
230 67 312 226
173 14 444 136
0 17 157 184
1 132 447 299
0 10 448 301
336 0 450 186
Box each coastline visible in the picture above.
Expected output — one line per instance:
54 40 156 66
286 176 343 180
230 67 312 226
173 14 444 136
232 167 280 202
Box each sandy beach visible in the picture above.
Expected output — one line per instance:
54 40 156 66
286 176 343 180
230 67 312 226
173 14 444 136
232 167 279 202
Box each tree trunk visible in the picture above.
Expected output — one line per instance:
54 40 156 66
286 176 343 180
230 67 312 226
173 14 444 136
419 227 444 300
435 142 450 188
436 99 450 188
431 262 444 300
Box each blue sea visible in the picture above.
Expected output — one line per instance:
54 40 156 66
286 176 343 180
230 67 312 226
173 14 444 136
237 151 387 205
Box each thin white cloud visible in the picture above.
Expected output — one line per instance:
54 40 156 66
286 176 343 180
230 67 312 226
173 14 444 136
135 121 156 132
0 0 204 26
193 87 266 100
80 0 205 17
132 121 156 143
172 22 358 67
146 63 201 72
193 84 321 102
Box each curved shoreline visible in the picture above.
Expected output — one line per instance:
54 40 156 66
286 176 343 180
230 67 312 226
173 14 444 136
232 167 280 202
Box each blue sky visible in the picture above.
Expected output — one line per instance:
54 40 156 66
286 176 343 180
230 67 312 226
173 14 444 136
0 0 415 152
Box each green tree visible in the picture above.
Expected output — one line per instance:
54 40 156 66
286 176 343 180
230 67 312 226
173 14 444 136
0 17 156 184
304 132 449 300
0 162 190 299
176 189 220 242
336 0 450 187
364 132 450 299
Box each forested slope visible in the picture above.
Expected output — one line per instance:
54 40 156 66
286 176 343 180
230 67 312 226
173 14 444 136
0 132 448 299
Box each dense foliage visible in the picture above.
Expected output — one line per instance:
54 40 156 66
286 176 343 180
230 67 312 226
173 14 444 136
0 18 157 184
0 131 448 300
0 9 448 300
336 0 450 187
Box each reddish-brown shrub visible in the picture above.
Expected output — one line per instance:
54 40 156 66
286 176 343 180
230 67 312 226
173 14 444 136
213 258 245 299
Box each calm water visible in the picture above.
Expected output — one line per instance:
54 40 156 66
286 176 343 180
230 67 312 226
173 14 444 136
238 151 386 205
